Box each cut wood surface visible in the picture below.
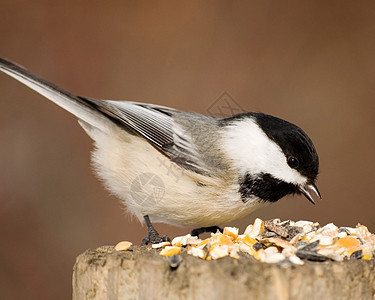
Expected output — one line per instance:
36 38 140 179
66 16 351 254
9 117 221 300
72 246 375 300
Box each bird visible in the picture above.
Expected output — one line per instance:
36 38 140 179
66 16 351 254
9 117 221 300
0 57 321 244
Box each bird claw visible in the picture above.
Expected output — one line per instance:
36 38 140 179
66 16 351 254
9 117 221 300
141 233 170 246
141 215 170 245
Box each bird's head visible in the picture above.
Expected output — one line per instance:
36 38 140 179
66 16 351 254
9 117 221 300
220 112 321 204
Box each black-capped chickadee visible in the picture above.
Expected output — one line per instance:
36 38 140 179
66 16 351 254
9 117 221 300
0 58 321 244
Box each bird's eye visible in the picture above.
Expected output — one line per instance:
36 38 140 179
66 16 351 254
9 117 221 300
287 156 299 169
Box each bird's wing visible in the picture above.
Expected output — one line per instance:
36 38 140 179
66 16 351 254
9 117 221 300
83 98 211 175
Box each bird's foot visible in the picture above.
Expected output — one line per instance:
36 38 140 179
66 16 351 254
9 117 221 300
141 232 170 246
141 215 170 246
191 226 223 237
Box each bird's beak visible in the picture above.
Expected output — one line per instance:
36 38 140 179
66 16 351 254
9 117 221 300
298 182 321 205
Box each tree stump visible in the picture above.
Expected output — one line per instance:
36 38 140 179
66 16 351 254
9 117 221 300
72 246 375 300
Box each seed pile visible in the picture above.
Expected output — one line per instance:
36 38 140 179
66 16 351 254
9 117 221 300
115 218 375 265
162 219 375 264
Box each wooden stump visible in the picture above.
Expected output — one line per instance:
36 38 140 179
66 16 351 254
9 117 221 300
72 246 375 300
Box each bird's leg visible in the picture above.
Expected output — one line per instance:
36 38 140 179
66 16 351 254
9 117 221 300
191 226 223 237
141 215 170 245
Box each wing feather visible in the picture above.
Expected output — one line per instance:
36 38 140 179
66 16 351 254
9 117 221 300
82 98 212 175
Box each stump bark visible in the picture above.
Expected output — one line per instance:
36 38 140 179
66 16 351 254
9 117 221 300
72 246 375 300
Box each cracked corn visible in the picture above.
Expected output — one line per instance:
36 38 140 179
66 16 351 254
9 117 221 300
157 219 375 265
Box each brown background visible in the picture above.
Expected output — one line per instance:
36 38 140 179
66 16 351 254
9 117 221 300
0 1 374 299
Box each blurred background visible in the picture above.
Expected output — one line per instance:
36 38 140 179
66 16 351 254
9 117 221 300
0 1 374 299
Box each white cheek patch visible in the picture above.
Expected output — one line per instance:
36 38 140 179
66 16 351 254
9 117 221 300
220 118 307 186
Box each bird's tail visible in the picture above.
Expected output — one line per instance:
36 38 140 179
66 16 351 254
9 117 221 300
0 57 112 134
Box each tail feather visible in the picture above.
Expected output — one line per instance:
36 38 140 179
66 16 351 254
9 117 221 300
0 58 112 133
